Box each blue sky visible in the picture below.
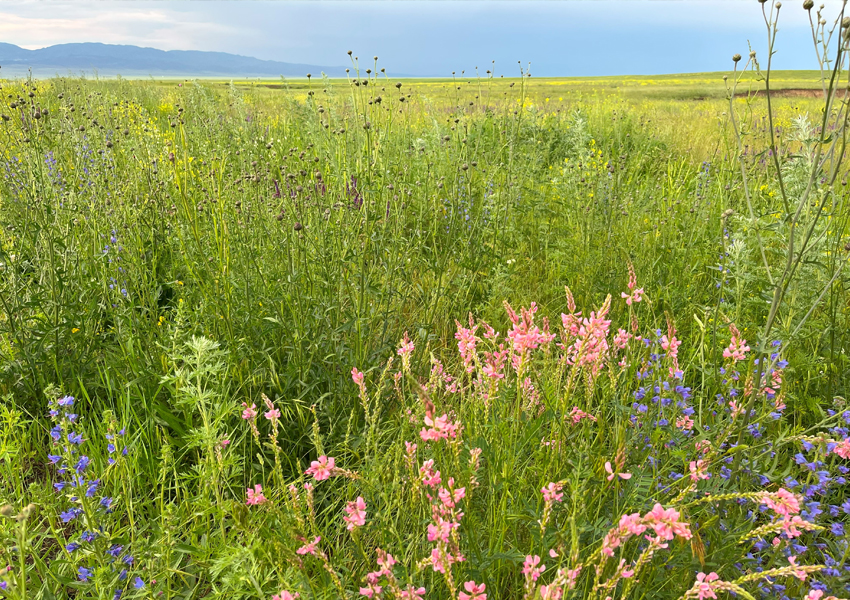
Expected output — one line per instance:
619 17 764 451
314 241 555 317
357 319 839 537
0 1 844 76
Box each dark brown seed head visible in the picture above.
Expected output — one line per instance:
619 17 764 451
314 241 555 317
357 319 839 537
294 222 303 231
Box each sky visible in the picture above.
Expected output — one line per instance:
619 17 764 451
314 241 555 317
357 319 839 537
0 1 846 77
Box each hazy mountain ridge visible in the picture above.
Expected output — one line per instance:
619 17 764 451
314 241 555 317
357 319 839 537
0 42 350 77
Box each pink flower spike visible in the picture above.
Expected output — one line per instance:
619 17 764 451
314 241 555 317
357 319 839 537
522 555 545 582
305 455 336 481
604 461 631 481
542 482 564 503
351 367 365 386
787 556 808 581
763 488 801 517
246 484 267 506
264 408 281 421
694 572 719 600
296 536 321 556
241 402 258 420
220 439 231 447
400 586 426 600
458 580 487 600
272 592 299 600
343 496 367 531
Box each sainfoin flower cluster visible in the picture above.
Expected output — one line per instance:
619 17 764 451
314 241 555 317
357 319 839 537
218 276 850 600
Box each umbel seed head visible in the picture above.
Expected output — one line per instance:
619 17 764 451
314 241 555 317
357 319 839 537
733 53 742 63
803 0 813 8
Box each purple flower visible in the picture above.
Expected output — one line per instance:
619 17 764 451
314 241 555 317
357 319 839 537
78 566 93 581
75 456 90 473
81 531 98 542
133 577 144 590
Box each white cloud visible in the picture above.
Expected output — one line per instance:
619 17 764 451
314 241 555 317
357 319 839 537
0 2 242 51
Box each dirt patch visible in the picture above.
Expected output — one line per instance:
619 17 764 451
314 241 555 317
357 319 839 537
742 88 823 98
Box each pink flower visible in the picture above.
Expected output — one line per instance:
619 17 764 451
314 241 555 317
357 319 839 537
241 402 258 420
272 592 299 600
305 456 336 481
618 512 647 536
344 496 367 530
539 584 563 600
689 460 710 482
220 439 231 447
351 367 365 387
359 584 382 598
542 482 564 503
264 408 281 421
787 555 808 581
613 328 631 350
455 319 479 373
781 515 809 538
722 330 750 362
763 488 801 517
400 586 426 600
483 346 508 380
643 503 692 542
246 484 267 506
420 459 442 487
621 288 644 306
605 461 632 481
694 572 719 600
568 406 597 425
676 415 694 431
522 555 545 582
420 412 459 442
833 438 850 459
397 331 415 356
805 590 824 600
459 580 486 600
504 301 555 370
296 536 321 556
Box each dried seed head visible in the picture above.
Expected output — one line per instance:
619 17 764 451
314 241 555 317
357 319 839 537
749 50 757 58
844 16 850 28
803 0 813 8
0 505 13 518
294 222 303 231
733 54 742 63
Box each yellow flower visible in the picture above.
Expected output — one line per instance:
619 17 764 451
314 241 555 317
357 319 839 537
71 328 80 334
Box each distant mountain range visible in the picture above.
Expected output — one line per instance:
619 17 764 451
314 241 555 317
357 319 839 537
0 42 350 78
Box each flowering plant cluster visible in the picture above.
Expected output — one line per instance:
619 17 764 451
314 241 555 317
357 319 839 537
215 271 850 600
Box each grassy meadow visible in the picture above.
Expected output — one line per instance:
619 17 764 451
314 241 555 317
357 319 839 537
2 58 850 600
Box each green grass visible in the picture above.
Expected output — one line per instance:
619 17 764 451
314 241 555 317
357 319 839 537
0 63 849 599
